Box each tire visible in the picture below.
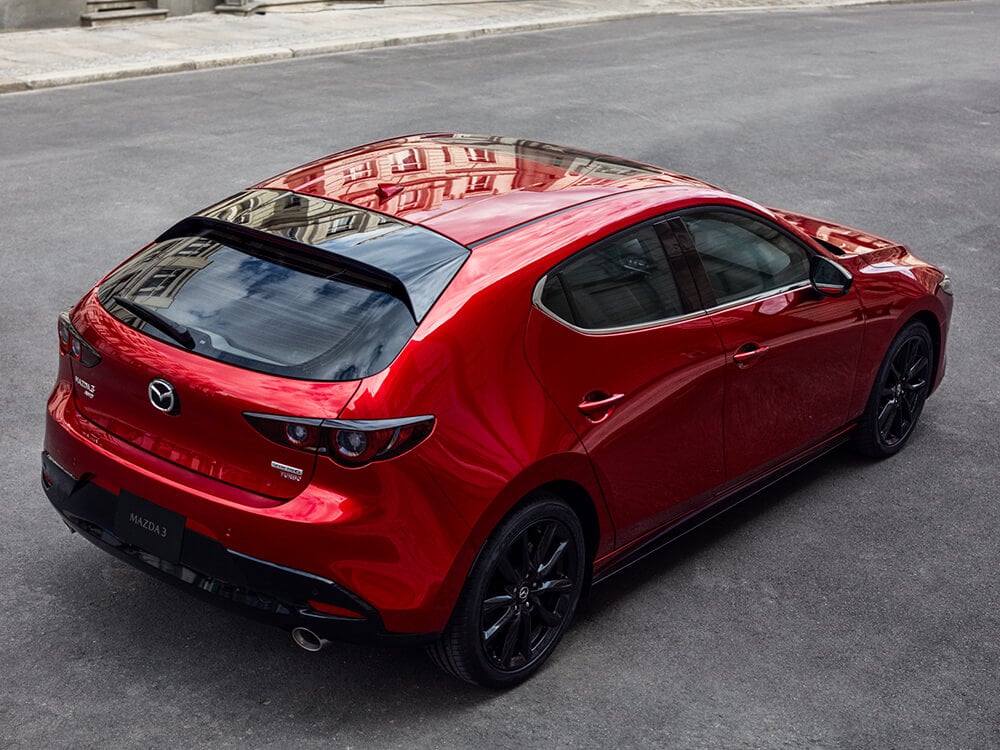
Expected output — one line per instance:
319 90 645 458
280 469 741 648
426 494 586 688
853 321 934 458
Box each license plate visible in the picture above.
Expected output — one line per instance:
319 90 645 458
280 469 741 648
114 491 185 564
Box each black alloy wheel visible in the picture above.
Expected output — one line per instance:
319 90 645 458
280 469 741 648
855 321 933 458
480 514 578 671
426 495 586 688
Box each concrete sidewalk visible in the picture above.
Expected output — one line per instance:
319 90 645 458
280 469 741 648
0 0 877 94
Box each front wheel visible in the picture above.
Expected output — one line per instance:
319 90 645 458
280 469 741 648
854 321 933 458
426 494 586 688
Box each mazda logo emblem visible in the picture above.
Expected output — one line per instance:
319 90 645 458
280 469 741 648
148 378 179 414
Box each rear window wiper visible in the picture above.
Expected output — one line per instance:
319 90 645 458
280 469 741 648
113 296 196 350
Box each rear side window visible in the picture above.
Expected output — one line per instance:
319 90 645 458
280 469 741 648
539 225 683 330
99 235 417 381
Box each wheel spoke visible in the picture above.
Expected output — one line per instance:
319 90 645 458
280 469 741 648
895 405 910 436
533 521 556 573
538 540 568 578
517 608 534 662
906 355 929 383
483 605 517 643
896 387 918 439
537 577 574 594
499 612 521 665
531 600 563 627
483 593 514 614
877 399 898 434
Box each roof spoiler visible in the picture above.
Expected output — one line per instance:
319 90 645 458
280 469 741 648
157 216 417 322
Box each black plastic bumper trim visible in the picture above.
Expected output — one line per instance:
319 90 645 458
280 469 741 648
41 451 436 646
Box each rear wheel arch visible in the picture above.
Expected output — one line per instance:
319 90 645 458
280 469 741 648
427 490 588 687
434 477 600 613
525 480 600 593
428 453 610 636
465 479 601 591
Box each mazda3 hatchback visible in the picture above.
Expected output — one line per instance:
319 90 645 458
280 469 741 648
43 133 952 687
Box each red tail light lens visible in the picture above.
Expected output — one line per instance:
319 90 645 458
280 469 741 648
244 413 434 468
58 312 101 368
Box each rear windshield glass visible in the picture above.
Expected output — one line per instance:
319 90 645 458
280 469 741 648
99 191 470 381
99 234 418 381
199 190 468 320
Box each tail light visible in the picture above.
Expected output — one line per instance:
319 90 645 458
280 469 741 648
245 412 434 468
58 312 101 367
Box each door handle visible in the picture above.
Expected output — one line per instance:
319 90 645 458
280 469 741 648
577 392 625 422
733 343 769 365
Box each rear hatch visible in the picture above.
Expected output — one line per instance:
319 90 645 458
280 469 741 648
70 190 468 499
69 300 357 499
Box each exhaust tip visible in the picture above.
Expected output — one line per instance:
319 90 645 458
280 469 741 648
291 627 328 652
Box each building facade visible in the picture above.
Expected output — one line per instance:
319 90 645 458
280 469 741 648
0 0 216 31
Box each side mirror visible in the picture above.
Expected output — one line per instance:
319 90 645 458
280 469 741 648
810 255 853 297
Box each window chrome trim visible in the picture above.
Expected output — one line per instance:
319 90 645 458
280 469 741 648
700 280 813 314
529 203 818 334
531 276 709 334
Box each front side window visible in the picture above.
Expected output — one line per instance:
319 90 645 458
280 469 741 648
682 211 810 306
539 225 683 330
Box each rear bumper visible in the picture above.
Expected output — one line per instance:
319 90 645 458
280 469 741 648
42 451 436 645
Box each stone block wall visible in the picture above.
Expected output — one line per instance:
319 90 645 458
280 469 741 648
0 0 215 30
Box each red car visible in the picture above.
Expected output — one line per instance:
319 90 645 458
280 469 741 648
43 134 952 687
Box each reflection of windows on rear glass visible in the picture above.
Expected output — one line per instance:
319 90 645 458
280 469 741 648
542 226 682 330
326 216 356 236
684 214 809 306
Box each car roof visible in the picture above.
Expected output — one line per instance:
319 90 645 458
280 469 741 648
256 133 720 246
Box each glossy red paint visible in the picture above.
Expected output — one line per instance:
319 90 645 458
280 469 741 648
259 133 716 246
43 134 953 668
524 306 726 544
707 284 866 481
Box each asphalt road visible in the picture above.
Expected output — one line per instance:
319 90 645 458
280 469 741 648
2 2 998 747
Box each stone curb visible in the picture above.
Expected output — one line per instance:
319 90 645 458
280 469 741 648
18 60 197 90
189 47 295 70
0 0 885 95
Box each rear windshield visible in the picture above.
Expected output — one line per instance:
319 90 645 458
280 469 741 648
97 192 468 381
